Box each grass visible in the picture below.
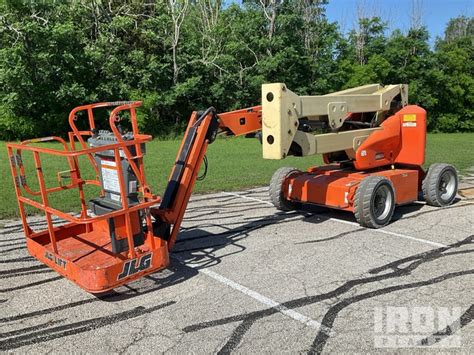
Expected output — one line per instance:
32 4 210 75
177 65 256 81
0 133 473 219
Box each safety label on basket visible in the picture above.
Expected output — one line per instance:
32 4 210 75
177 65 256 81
101 160 121 193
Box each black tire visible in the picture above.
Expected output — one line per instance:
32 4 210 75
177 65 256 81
269 167 300 211
422 163 458 207
354 176 395 228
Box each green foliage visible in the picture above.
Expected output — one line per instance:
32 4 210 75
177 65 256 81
0 1 473 139
345 54 391 87
429 36 474 132
444 16 474 43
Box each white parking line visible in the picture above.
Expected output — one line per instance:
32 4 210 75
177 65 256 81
221 191 273 206
221 191 448 248
324 217 447 248
173 256 332 335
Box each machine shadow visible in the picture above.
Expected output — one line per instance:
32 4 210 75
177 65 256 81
391 197 465 222
298 196 466 225
100 207 328 302
99 208 310 300
171 209 316 268
96 262 200 302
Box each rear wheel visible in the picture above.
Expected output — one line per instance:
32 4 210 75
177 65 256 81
422 163 458 206
354 176 395 228
269 167 301 211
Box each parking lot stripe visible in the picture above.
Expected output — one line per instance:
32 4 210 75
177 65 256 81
221 192 273 205
173 256 332 335
221 192 448 248
325 218 447 248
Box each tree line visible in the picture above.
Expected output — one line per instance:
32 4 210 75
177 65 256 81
0 0 473 139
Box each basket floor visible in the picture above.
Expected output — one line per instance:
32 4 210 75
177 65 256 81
42 231 125 270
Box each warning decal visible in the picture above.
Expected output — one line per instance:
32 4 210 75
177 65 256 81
403 114 417 122
101 161 121 193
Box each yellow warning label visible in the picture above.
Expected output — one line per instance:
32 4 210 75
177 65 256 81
403 114 417 122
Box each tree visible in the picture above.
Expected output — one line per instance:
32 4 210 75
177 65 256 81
430 28 474 132
0 1 95 139
383 27 438 127
349 12 387 65
444 16 474 43
167 0 189 84
259 0 280 42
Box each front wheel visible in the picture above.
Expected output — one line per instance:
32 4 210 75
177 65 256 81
354 176 396 228
422 163 458 207
269 167 301 211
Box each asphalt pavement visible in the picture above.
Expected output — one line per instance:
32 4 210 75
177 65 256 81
0 186 473 353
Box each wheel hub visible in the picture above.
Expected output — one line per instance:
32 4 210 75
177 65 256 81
438 170 456 201
372 185 392 220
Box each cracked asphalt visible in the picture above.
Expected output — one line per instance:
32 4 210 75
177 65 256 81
0 186 473 353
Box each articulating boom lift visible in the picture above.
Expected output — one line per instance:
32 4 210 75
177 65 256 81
7 83 457 293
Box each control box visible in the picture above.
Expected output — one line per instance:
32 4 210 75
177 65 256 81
88 130 146 253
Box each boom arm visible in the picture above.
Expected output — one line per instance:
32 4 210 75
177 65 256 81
150 106 263 250
217 105 262 136
261 83 408 159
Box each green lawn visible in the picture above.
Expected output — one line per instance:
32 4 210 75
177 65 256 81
1 133 473 219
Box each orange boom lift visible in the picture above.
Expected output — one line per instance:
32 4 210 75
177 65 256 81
7 83 457 293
